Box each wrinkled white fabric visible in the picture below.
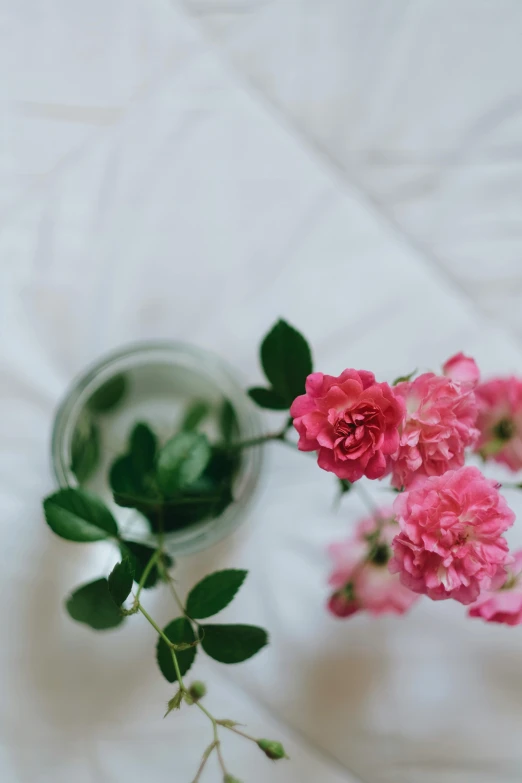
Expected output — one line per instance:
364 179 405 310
2 2 522 782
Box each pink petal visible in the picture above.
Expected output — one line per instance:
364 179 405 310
290 393 316 418
364 450 387 479
305 372 326 397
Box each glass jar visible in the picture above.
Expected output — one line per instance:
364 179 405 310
51 342 263 555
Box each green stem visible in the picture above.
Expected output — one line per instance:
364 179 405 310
134 600 231 776
157 504 165 558
134 549 160 603
196 700 217 725
355 482 382 521
191 742 216 783
228 418 293 451
137 603 170 645
166 576 189 616
170 648 185 692
156 569 202 653
228 432 284 450
332 485 344 511
196 702 227 774
155 509 186 619
137 603 186 691
114 493 223 509
215 740 228 777
221 724 258 743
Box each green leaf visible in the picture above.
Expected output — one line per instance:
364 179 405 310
156 445 238 533
201 624 268 664
151 445 238 533
122 541 173 589
108 556 135 606
393 369 417 385
87 373 127 413
181 401 210 431
132 443 238 535
70 414 100 484
260 319 312 404
109 455 141 507
157 432 211 495
186 570 248 619
156 618 197 683
156 486 234 534
248 387 288 411
205 447 240 485
219 399 238 444
44 488 118 542
109 424 160 509
66 578 125 630
130 422 157 475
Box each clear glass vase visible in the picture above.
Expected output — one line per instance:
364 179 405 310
51 342 263 555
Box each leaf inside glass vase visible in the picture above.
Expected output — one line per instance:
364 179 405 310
219 398 239 444
157 432 212 495
87 373 127 413
109 422 160 508
70 410 100 484
180 400 211 432
153 434 237 534
108 407 239 535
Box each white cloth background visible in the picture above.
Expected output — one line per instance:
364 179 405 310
2 2 522 782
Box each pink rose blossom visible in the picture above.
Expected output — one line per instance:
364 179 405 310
291 370 404 482
443 352 480 387
390 467 515 605
389 370 479 488
475 377 522 471
469 551 522 626
327 509 420 618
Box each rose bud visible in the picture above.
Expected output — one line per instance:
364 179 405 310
257 739 288 760
188 681 207 702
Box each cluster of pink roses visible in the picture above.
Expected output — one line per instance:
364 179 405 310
291 354 522 626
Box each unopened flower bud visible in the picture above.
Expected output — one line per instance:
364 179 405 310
327 589 359 619
257 739 288 760
224 776 243 783
188 681 207 702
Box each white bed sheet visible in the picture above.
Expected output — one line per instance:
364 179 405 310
2 2 522 782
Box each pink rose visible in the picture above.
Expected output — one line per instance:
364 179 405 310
390 371 479 488
469 551 522 626
443 352 480 387
390 466 514 605
291 370 404 482
327 509 420 618
475 377 522 471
